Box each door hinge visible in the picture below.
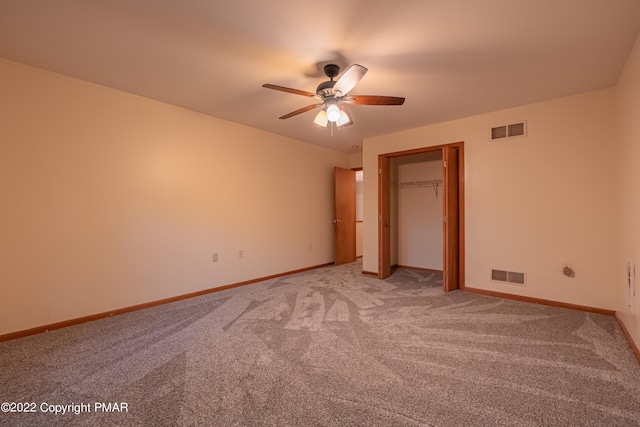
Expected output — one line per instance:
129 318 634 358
378 168 382 174
444 215 448 223
443 160 447 168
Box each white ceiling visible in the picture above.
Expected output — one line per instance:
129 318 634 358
1 1 639 153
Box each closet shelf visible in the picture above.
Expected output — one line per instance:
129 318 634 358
392 179 443 196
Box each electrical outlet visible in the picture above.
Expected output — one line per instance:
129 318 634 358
212 253 218 263
239 250 244 259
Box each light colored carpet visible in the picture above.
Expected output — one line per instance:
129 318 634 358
1 261 639 426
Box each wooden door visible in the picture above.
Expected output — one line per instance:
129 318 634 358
443 146 459 291
334 167 356 266
378 156 391 279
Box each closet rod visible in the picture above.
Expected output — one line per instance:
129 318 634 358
392 179 443 196
393 179 443 189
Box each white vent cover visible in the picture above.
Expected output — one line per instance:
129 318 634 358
491 269 526 286
491 121 527 141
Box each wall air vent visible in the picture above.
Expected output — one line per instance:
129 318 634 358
490 121 527 141
491 269 526 286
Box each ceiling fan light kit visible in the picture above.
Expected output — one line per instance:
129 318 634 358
337 105 351 127
314 109 328 127
263 63 405 132
326 102 341 122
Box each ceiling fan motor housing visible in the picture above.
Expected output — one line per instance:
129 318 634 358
316 80 336 97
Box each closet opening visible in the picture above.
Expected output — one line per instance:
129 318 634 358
378 142 464 291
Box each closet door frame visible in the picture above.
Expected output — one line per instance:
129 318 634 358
377 141 465 291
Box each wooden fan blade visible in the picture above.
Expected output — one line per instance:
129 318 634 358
279 103 324 119
262 84 316 97
332 64 367 96
349 95 405 105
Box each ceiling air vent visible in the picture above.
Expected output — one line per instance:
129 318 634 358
491 269 526 286
490 121 527 141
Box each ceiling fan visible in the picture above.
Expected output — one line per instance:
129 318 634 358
263 64 405 129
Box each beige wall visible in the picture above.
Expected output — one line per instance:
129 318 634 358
615 33 640 346
363 89 617 310
348 152 363 169
0 58 348 336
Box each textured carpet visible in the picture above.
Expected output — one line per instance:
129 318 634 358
1 261 639 426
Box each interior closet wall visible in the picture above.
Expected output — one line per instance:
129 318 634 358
390 152 443 270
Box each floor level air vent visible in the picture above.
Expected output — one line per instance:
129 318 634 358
491 121 527 141
491 269 526 286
